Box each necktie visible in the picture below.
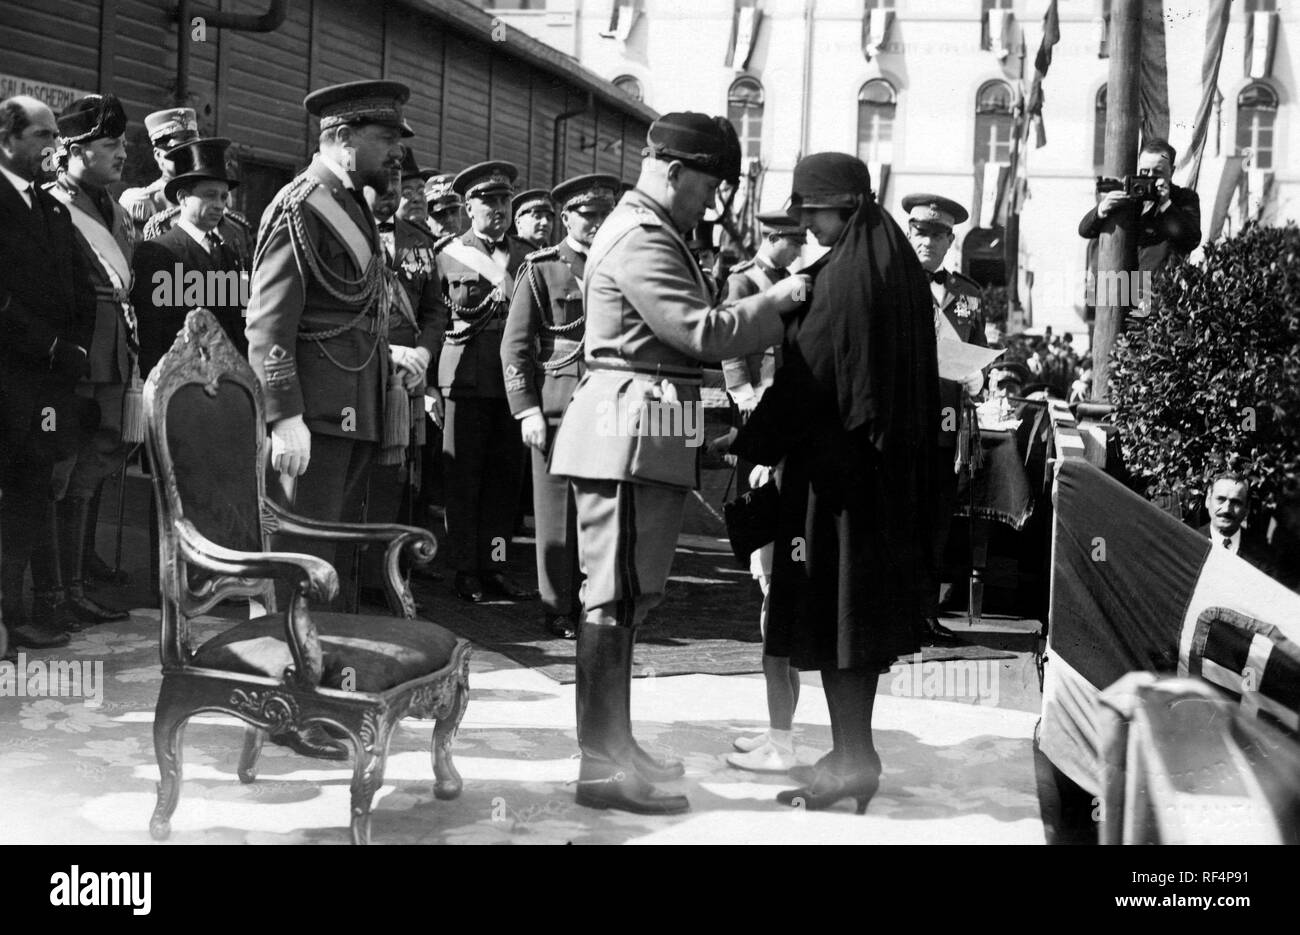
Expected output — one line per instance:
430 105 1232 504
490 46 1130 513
205 231 223 256
24 183 35 210
930 269 949 285
377 221 396 233
1223 537 1232 550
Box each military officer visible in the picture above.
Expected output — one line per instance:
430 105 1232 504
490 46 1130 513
244 80 413 623
45 94 138 631
424 172 465 239
548 113 808 814
511 188 555 250
358 154 445 604
434 160 536 603
395 145 433 228
121 107 254 268
901 192 987 646
501 173 618 640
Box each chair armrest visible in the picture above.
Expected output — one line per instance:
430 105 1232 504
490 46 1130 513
175 517 339 604
265 500 436 556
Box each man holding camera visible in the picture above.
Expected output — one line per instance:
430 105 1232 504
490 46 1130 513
1078 138 1201 328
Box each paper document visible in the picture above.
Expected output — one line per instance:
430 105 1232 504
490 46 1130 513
937 339 1004 382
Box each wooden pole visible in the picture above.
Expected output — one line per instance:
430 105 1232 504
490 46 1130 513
1091 0 1142 403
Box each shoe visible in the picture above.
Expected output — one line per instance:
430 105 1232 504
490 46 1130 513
269 725 349 761
574 622 689 814
8 624 72 649
776 767 880 814
727 739 798 773
917 616 966 648
733 731 769 753
65 586 129 624
453 573 484 603
788 750 842 785
629 741 685 783
480 572 538 601
544 614 577 640
31 590 84 633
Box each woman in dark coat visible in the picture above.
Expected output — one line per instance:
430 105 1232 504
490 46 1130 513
733 153 939 812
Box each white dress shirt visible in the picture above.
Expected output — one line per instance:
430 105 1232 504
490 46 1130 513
1 164 36 209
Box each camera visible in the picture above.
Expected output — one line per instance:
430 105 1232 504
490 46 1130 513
1096 174 1158 201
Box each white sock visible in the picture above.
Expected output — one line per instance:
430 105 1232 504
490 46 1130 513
768 729 793 750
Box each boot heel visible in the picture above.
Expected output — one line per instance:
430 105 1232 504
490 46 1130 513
854 796 870 815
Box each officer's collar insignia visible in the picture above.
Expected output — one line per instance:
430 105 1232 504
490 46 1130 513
506 364 521 377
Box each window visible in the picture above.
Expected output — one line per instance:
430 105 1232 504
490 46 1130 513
974 80 1015 164
1245 0 1276 12
482 0 543 8
1237 83 1278 170
857 79 896 164
728 77 764 162
1093 86 1107 167
613 75 643 102
866 0 895 7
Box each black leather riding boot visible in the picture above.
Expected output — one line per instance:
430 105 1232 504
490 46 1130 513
574 623 688 815
625 628 685 782
30 502 81 633
60 496 128 624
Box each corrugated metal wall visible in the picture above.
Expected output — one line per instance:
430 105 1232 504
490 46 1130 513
0 0 650 214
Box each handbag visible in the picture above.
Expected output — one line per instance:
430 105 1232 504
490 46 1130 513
721 464 781 570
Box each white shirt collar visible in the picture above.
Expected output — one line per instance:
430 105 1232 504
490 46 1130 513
175 217 214 251
1215 527 1242 553
318 152 355 191
565 236 588 256
0 164 35 207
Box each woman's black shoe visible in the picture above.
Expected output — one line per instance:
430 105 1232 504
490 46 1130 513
776 769 880 814
453 574 484 603
544 614 577 639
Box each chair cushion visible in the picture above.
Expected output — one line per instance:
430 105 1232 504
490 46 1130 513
191 612 462 693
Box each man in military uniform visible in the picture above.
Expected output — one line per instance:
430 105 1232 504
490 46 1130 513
357 154 444 603
395 145 433 228
424 172 464 240
501 173 618 640
434 161 536 603
120 107 254 268
511 188 555 250
548 113 808 814
901 193 987 646
45 94 138 632
244 80 413 621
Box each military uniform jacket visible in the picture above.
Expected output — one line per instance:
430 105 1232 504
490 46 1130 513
381 216 443 353
500 239 586 422
244 155 388 443
131 223 249 376
119 177 169 235
548 188 784 489
720 257 783 402
47 175 136 386
934 269 987 447
435 229 532 398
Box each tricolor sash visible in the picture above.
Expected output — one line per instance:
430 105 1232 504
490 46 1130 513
304 184 376 273
62 197 138 344
441 239 515 301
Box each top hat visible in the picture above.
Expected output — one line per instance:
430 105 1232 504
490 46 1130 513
163 137 239 203
399 146 433 183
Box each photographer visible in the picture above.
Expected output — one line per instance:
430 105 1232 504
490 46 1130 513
1079 138 1201 326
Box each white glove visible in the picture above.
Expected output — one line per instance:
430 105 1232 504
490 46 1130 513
424 386 445 429
270 414 312 478
520 412 548 451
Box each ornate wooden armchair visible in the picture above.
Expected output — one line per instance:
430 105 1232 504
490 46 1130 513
142 309 470 845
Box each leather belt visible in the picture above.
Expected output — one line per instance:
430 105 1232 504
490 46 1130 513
586 358 702 385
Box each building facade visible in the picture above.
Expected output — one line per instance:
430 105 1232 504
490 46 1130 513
489 0 1298 342
1 0 655 225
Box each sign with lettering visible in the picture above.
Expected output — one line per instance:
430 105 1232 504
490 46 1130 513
0 75 88 114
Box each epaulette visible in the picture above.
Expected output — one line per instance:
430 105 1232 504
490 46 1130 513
224 208 253 234
120 190 155 223
729 258 756 274
432 233 457 254
142 205 180 240
525 245 561 263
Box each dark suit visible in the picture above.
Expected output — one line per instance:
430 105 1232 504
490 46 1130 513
435 229 531 575
0 175 96 628
501 239 587 617
929 270 987 614
244 154 388 607
131 223 249 376
1198 524 1279 580
1078 184 1202 271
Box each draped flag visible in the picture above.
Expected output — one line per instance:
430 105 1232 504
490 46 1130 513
724 0 762 70
1039 460 1300 795
1023 0 1059 148
861 2 894 61
1138 0 1232 191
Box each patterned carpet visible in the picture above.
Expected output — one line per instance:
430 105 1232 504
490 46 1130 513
0 608 1044 845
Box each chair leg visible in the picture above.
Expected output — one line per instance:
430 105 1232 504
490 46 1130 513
432 689 468 802
237 727 265 784
150 701 189 841
348 717 395 846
